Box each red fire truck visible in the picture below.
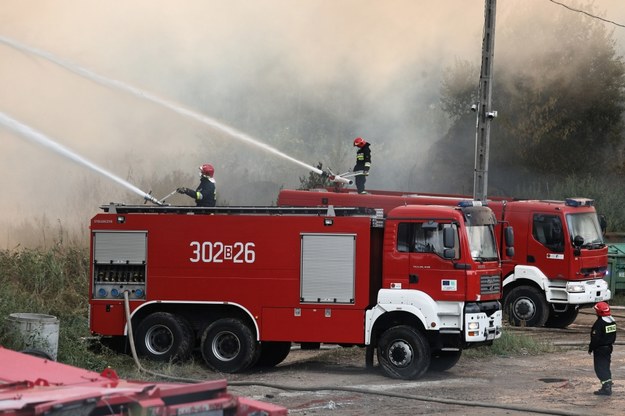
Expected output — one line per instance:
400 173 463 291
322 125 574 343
89 202 507 380
278 188 610 328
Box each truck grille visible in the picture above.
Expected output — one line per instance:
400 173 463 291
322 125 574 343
480 275 500 295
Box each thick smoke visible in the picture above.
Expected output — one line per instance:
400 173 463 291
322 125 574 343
1 0 624 247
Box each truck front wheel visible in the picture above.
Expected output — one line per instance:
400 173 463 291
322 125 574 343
201 318 256 373
377 325 430 380
134 312 193 362
545 305 579 328
429 350 462 372
505 286 549 327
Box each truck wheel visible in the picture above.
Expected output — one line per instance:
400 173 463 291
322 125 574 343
429 350 462 372
544 305 579 328
135 312 193 362
254 341 292 368
377 325 430 380
505 286 549 327
201 318 256 373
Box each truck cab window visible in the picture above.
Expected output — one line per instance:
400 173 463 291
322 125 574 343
532 214 564 253
397 222 459 259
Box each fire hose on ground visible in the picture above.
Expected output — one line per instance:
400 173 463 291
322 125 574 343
121 292 589 416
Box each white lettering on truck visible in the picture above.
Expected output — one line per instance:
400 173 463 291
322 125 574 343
189 241 256 263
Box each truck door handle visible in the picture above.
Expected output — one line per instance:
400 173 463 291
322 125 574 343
527 255 535 263
409 274 419 283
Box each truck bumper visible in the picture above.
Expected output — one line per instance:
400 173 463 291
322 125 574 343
545 278 611 305
465 309 502 343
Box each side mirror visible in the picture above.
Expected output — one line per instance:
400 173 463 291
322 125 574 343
443 227 455 249
443 248 456 259
573 235 584 248
506 247 515 257
505 226 514 247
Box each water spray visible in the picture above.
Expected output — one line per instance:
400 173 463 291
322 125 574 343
0 35 326 178
0 111 163 205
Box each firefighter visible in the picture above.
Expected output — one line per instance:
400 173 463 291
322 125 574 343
353 137 371 194
177 164 216 207
588 301 617 396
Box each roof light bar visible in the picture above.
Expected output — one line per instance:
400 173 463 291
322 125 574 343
565 198 594 207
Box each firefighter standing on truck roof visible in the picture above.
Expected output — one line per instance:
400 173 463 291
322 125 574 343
588 301 617 396
177 164 216 207
353 137 371 194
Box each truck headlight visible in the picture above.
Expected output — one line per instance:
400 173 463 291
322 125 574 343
468 322 480 330
567 283 585 293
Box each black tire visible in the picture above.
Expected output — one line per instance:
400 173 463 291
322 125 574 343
201 318 256 373
504 286 549 327
254 341 292 368
377 325 430 380
544 305 579 328
134 312 193 362
429 350 462 372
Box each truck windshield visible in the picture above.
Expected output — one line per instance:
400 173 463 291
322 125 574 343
467 225 499 261
566 212 604 248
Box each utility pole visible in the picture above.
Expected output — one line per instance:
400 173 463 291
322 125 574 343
473 0 497 202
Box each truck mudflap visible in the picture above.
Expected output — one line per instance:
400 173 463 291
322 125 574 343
464 301 502 343
0 347 287 416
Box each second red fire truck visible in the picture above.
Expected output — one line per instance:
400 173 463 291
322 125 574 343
278 188 610 328
89 202 509 379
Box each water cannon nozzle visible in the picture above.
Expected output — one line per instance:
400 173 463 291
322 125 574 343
331 174 353 185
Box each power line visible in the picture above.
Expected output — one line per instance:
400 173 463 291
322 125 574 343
548 0 625 28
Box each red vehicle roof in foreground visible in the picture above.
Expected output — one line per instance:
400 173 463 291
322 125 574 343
0 346 286 416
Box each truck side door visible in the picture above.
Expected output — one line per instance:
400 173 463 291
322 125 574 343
398 221 464 301
528 213 567 278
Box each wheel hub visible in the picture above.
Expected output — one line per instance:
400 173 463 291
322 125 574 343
513 297 536 320
145 325 174 355
388 340 413 368
212 330 241 362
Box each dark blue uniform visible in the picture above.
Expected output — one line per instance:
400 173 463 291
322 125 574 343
179 176 216 207
589 315 616 395
354 143 371 194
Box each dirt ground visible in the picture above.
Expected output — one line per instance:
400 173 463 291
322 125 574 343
217 310 625 415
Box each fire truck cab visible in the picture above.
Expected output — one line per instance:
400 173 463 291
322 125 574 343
89 202 504 380
278 188 609 328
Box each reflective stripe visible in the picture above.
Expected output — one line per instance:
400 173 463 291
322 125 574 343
196 191 203 200
605 324 617 333
357 154 365 160
364 162 371 167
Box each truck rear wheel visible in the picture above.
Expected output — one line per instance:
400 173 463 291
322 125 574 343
429 350 462 372
545 305 579 328
505 286 549 327
201 318 256 373
134 312 193 362
377 325 430 380
254 341 292 368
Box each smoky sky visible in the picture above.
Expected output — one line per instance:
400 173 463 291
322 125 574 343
1 0 625 247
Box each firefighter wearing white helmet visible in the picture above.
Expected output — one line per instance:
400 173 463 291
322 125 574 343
353 137 371 194
588 301 616 396
177 164 216 207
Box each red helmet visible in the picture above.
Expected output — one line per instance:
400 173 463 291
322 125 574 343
594 301 611 317
199 164 214 177
353 137 366 148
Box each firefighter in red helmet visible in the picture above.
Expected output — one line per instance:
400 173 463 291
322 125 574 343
588 301 616 395
353 137 371 194
177 164 216 207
